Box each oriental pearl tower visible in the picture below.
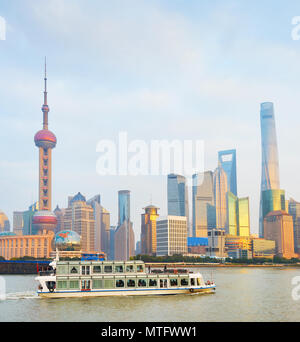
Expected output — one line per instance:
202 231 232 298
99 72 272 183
32 60 57 234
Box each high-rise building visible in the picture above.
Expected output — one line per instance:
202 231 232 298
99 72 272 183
100 207 110 255
264 210 296 259
0 211 10 232
192 172 215 238
226 192 238 236
23 202 39 235
288 198 300 254
214 165 228 229
114 190 135 260
156 216 187 256
218 149 237 196
64 192 95 252
226 193 250 236
206 229 227 258
260 189 286 237
32 61 57 235
109 226 116 260
167 174 190 236
259 102 281 237
118 190 130 226
53 205 65 234
13 211 24 235
237 197 250 237
141 205 159 255
87 196 101 253
114 220 135 261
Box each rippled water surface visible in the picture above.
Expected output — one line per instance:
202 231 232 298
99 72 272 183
1 267 300 322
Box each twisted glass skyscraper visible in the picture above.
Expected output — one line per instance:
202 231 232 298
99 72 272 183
259 102 281 237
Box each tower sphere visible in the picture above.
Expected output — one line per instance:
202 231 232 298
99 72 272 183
34 129 57 149
32 210 57 233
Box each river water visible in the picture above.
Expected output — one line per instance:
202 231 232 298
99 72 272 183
1 267 300 322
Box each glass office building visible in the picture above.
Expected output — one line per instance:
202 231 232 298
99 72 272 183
261 189 285 237
167 174 189 235
259 102 280 237
226 192 238 236
226 192 250 237
118 190 130 226
218 149 237 196
192 172 216 238
214 165 228 229
237 197 250 237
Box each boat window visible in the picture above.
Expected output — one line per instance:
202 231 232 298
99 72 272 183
104 279 114 288
93 279 102 289
57 265 68 275
70 266 79 274
57 280 68 289
69 280 79 289
116 279 125 288
149 279 157 287
180 278 189 286
137 265 144 273
170 278 178 287
81 280 91 290
93 266 101 274
159 279 168 288
197 278 201 286
127 279 136 287
126 265 135 273
138 279 147 287
115 265 124 273
104 265 113 273
191 278 195 286
81 266 90 275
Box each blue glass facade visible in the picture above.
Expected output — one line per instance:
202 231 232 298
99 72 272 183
118 190 130 226
167 174 189 234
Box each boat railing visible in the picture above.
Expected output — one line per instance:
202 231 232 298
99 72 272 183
150 269 188 274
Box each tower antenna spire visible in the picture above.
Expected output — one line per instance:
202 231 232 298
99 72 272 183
44 56 47 104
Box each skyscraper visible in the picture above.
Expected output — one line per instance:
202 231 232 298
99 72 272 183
218 149 237 196
13 211 24 235
214 165 228 229
141 205 159 255
192 172 215 237
64 192 95 252
288 198 300 253
261 189 286 237
167 174 190 235
118 190 130 226
259 102 280 237
226 193 250 236
0 211 10 232
264 211 296 259
156 216 188 256
114 190 135 260
32 60 57 234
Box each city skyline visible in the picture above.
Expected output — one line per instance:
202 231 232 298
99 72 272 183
1 1 300 240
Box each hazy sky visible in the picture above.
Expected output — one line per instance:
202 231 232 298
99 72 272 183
1 0 300 239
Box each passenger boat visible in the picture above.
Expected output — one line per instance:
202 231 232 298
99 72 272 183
35 253 216 298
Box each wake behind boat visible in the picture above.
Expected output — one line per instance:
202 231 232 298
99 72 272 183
35 253 216 298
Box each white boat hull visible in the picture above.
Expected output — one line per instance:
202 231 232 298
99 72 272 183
38 286 216 298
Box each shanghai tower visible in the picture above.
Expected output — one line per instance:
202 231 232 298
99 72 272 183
259 102 280 237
